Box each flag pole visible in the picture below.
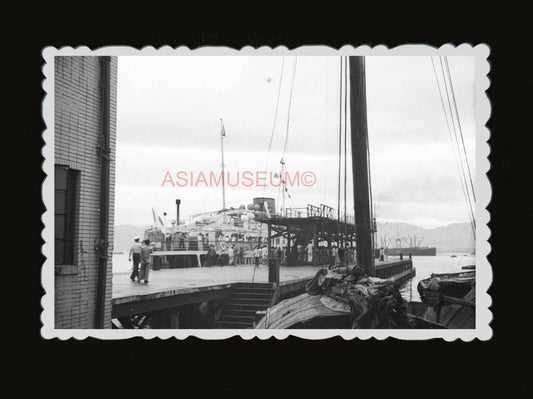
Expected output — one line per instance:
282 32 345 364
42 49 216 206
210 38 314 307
220 119 226 211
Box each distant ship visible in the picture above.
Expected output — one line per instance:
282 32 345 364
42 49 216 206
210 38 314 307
376 231 436 257
386 246 436 256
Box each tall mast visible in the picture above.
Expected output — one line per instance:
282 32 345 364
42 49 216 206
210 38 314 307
280 157 285 216
349 56 374 275
220 118 226 211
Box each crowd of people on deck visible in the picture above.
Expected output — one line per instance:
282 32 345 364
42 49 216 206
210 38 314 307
128 233 361 283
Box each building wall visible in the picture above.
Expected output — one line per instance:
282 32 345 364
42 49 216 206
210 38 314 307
54 56 117 328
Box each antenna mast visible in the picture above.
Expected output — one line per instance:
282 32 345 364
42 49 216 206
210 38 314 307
220 119 226 211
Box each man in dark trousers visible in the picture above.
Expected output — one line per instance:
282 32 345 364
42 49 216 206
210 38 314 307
206 245 217 267
338 244 346 265
139 239 152 284
239 246 245 265
128 236 142 282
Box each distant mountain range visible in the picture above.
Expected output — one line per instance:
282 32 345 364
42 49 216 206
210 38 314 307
375 222 475 254
113 222 475 254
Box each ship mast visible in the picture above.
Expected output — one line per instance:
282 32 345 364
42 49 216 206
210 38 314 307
349 56 374 275
220 119 227 211
280 157 286 216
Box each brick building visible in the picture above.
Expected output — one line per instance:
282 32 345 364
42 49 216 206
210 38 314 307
54 56 118 328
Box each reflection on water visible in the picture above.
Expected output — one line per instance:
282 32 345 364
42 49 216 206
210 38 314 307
112 253 476 302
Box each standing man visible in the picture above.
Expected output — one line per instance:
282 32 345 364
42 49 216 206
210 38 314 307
305 241 313 264
206 245 217 267
128 236 142 282
261 245 268 265
254 246 261 268
239 246 245 265
338 244 346 265
139 239 152 284
330 245 338 267
228 245 235 266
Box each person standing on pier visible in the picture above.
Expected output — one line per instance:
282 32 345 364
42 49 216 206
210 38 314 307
128 236 142 282
305 241 313 264
338 244 345 264
261 245 268 265
139 239 152 284
228 245 235 266
206 245 217 267
239 246 244 265
330 245 338 266
254 246 261 267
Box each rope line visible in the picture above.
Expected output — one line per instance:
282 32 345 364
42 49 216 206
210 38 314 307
443 56 477 203
439 57 476 233
337 57 343 221
431 57 475 236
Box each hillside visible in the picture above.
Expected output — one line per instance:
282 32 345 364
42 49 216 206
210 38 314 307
376 222 475 254
113 222 475 254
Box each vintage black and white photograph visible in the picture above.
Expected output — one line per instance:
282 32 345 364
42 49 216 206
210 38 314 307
42 45 491 339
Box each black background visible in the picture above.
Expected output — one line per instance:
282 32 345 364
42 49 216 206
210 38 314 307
16 14 531 396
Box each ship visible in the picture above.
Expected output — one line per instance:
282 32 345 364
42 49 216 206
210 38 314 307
386 246 436 257
142 197 277 268
375 231 436 257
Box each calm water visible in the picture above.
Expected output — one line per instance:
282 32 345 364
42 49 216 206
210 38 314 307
112 253 475 302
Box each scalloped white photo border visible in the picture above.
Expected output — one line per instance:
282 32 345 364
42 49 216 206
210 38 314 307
41 44 492 340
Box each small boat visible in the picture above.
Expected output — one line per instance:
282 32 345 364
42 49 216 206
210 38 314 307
417 271 475 302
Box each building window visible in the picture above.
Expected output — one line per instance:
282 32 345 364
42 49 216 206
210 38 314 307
55 165 78 265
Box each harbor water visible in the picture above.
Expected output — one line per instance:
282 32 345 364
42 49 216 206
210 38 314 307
112 253 475 302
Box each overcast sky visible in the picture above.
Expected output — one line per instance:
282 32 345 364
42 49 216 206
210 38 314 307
115 55 475 228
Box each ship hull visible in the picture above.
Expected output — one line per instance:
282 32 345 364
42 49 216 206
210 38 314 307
385 247 436 256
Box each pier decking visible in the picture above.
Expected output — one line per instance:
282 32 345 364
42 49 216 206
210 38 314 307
112 258 414 320
112 264 323 318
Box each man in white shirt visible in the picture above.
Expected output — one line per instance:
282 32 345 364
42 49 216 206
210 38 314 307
228 245 235 266
261 245 268 264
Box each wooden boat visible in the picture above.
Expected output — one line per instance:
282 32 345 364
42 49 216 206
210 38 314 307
417 271 475 303
255 293 350 329
256 266 412 329
408 270 476 328
408 287 475 329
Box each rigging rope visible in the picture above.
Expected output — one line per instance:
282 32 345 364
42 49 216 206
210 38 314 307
430 57 476 236
282 57 298 159
337 57 343 222
252 57 285 285
443 56 477 203
343 56 348 268
439 57 476 232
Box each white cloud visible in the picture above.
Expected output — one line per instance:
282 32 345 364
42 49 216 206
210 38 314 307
115 55 476 228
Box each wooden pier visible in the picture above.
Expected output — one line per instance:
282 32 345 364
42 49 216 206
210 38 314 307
112 264 322 322
111 259 414 328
